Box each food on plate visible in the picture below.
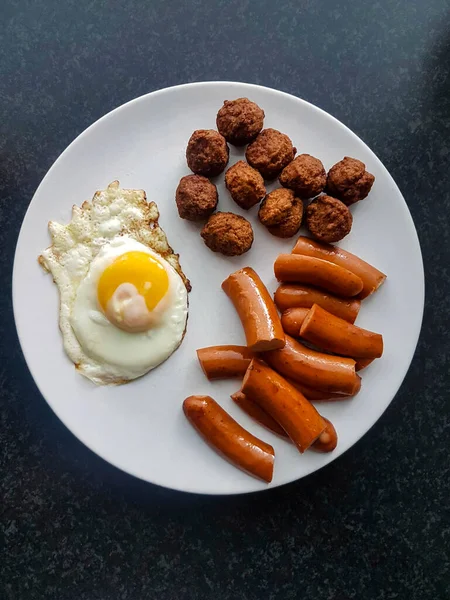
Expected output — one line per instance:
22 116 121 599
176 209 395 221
292 236 386 299
216 98 265 145
225 161 266 209
279 154 326 199
311 418 338 452
258 188 303 238
305 195 352 243
355 358 374 371
326 156 375 205
266 199 303 239
197 345 254 380
231 391 288 437
175 174 218 221
242 359 326 453
288 379 351 401
245 128 296 179
186 129 229 177
274 254 364 297
258 188 304 239
201 212 253 256
263 335 361 395
258 188 295 226
222 267 285 352
300 303 383 359
274 284 361 322
280 307 310 336
39 181 189 385
183 395 274 482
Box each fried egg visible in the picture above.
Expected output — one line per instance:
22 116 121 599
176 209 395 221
39 181 189 385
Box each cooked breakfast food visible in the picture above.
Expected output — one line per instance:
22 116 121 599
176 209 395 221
258 188 304 238
288 379 351 401
232 390 338 452
183 395 275 482
266 198 303 239
310 418 338 453
305 195 353 243
300 304 383 359
292 237 386 299
201 212 254 256
279 154 326 199
225 160 266 209
231 391 288 437
274 284 361 322
222 267 285 352
274 254 364 297
258 188 295 226
280 307 310 336
326 156 375 205
39 181 189 385
245 128 296 180
216 98 265 146
186 129 229 177
263 335 361 395
197 345 254 380
175 174 218 221
241 359 326 453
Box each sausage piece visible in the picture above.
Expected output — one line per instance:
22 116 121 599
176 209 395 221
287 378 352 401
292 236 386 299
300 303 383 359
355 358 375 371
311 418 338 452
183 395 274 483
222 267 285 352
264 334 361 395
197 345 254 380
241 359 326 453
231 391 288 438
280 308 310 337
274 284 360 323
274 254 364 297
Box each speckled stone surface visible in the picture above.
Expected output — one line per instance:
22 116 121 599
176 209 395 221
1 1 449 598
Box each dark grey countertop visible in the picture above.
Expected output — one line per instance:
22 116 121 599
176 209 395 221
1 1 449 598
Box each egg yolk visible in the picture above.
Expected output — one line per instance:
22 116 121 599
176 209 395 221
98 251 169 314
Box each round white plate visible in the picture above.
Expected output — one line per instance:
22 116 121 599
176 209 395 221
13 82 424 495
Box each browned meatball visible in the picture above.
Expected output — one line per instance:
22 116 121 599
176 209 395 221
225 161 266 210
326 157 375 205
245 129 296 180
306 195 352 243
279 154 326 199
267 199 304 238
201 212 254 256
259 188 295 226
175 175 218 221
216 98 265 146
186 130 229 177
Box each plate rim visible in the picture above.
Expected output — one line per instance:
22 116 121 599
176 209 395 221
12 81 425 495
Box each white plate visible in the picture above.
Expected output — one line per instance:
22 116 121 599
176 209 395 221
13 82 424 495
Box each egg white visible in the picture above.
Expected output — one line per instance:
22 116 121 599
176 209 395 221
68 236 188 384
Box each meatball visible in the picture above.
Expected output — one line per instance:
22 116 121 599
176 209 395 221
267 199 304 239
225 161 266 210
201 212 254 256
279 154 326 199
216 98 265 146
186 129 229 177
259 188 295 226
326 157 375 205
175 175 218 221
305 195 352 243
245 128 296 180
